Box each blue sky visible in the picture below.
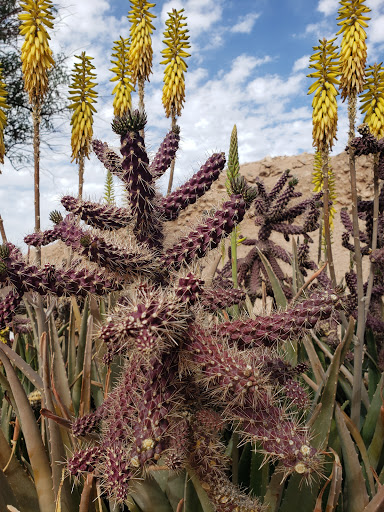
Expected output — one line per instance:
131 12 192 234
2 0 384 248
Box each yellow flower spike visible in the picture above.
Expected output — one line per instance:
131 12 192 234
110 37 135 117
336 0 371 101
308 38 340 151
161 8 191 118
19 0 55 102
0 66 10 164
359 63 384 139
128 0 156 85
68 52 98 163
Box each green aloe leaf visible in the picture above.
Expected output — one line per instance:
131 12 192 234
278 340 344 512
335 405 369 511
0 346 56 512
129 478 174 512
361 372 384 446
257 248 288 308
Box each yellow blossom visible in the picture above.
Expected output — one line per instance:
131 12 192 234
128 0 156 85
19 0 55 102
308 38 340 151
161 8 191 118
336 0 371 100
110 37 135 117
359 63 384 138
68 52 98 163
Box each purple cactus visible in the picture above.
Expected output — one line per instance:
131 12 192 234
149 127 180 180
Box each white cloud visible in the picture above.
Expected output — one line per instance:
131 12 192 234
317 0 339 16
293 55 310 73
370 14 384 42
231 13 261 34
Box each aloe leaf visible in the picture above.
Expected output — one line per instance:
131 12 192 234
361 373 384 446
325 449 343 512
335 405 369 511
41 333 74 512
257 248 287 308
0 468 18 510
367 329 380 401
0 343 43 392
0 429 39 511
129 478 174 512
367 402 384 471
79 315 93 417
186 467 215 512
263 467 286 512
49 316 72 411
184 471 204 512
340 409 375 497
279 341 344 512
72 297 89 414
0 347 56 512
362 483 384 511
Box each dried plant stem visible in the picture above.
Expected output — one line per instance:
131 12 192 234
138 77 145 140
321 147 336 288
78 152 85 199
167 111 177 194
365 153 380 316
32 100 42 265
0 214 7 243
79 474 95 512
348 91 365 427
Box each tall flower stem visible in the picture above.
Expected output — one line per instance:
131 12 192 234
138 78 145 140
167 110 177 194
78 152 85 199
364 154 380 326
32 100 41 264
321 148 336 287
348 92 365 427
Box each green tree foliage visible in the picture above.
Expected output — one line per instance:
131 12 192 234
0 0 69 168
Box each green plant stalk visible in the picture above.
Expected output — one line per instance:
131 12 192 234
364 154 380 317
32 99 41 265
321 147 337 287
348 91 366 428
167 111 177 194
78 151 85 199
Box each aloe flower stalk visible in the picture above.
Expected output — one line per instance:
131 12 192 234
161 8 190 193
19 0 55 265
68 52 98 198
312 150 337 257
128 0 156 120
337 0 371 427
308 37 340 287
360 63 384 139
0 66 9 165
110 37 135 117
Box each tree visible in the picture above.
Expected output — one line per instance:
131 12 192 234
0 0 69 169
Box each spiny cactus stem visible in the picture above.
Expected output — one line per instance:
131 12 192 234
348 90 365 428
321 147 336 288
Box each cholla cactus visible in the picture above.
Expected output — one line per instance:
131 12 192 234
110 37 135 117
308 38 340 151
69 52 98 197
18 108 342 507
337 0 370 101
128 0 156 112
19 0 55 102
360 63 384 138
161 8 190 119
0 66 9 164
